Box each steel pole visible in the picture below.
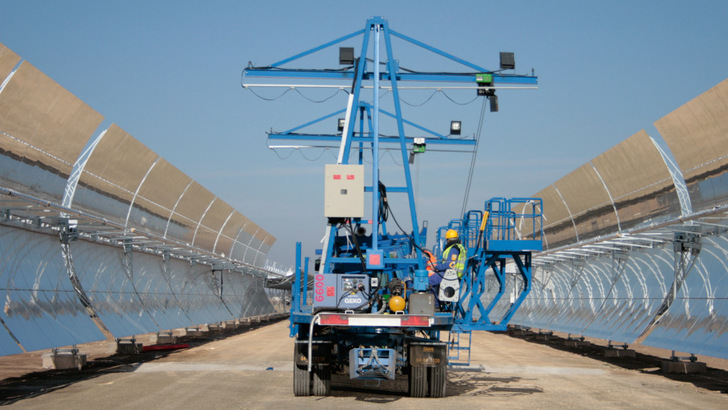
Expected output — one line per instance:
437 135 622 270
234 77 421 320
372 23 381 251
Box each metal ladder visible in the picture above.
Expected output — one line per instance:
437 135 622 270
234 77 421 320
447 330 472 367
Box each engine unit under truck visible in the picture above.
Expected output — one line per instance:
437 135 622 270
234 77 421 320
242 17 542 397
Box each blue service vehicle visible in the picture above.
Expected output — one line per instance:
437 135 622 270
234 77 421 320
243 17 542 397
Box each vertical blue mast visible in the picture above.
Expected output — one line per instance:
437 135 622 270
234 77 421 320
383 20 422 261
371 21 381 252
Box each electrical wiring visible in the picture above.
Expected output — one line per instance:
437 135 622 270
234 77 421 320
341 220 366 270
269 147 336 161
440 91 480 106
378 182 389 224
243 86 293 101
293 87 346 103
460 97 488 217
270 148 297 160
299 148 336 161
379 183 428 256
356 145 403 166
363 58 495 77
399 89 440 107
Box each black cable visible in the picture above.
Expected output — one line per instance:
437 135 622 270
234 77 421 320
293 87 344 103
246 66 354 73
441 91 481 106
385 197 479 273
344 220 367 270
362 59 494 77
244 87 292 101
378 181 389 223
399 90 440 107
351 57 360 93
460 97 488 217
382 194 427 255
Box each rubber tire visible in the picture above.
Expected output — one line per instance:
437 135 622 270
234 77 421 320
409 365 428 397
312 366 331 396
428 365 447 398
293 364 311 396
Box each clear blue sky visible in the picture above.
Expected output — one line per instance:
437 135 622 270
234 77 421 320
1 1 727 268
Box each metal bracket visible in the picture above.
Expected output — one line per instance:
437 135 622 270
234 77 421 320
673 232 701 255
670 350 698 362
567 333 585 342
59 218 79 244
607 340 629 350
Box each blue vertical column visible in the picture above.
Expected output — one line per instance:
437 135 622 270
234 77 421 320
293 242 301 313
302 256 309 307
371 22 381 251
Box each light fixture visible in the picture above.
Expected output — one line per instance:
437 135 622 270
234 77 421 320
450 121 461 135
339 47 354 65
338 118 345 132
489 95 499 112
500 52 515 70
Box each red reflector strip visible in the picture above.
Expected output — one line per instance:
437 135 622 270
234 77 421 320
347 174 355 180
319 314 349 325
333 174 341 180
401 316 431 327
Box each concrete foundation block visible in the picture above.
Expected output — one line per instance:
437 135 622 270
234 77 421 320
42 352 87 370
176 328 191 337
154 334 177 345
564 340 589 348
116 342 143 355
183 327 201 336
223 321 239 329
207 324 224 332
603 348 636 358
661 360 707 374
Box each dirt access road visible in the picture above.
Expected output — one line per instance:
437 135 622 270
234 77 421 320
1 319 727 409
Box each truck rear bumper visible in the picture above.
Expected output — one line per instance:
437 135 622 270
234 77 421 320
314 312 453 328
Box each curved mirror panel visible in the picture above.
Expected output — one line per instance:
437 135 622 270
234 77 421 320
656 79 728 212
0 42 21 80
0 62 102 202
0 226 105 351
591 131 679 230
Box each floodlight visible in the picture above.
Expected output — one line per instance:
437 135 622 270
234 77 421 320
339 47 355 65
489 95 499 112
450 121 461 135
500 52 515 70
338 118 346 132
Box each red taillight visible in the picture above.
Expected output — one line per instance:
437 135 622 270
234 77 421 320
401 316 430 327
319 314 349 325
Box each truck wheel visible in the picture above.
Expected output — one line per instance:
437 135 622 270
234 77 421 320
293 364 311 396
428 364 447 398
293 344 311 396
312 366 331 396
409 365 427 397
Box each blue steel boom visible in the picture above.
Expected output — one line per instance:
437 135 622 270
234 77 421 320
243 17 541 397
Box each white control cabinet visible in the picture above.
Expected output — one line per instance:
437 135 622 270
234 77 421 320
324 164 364 218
